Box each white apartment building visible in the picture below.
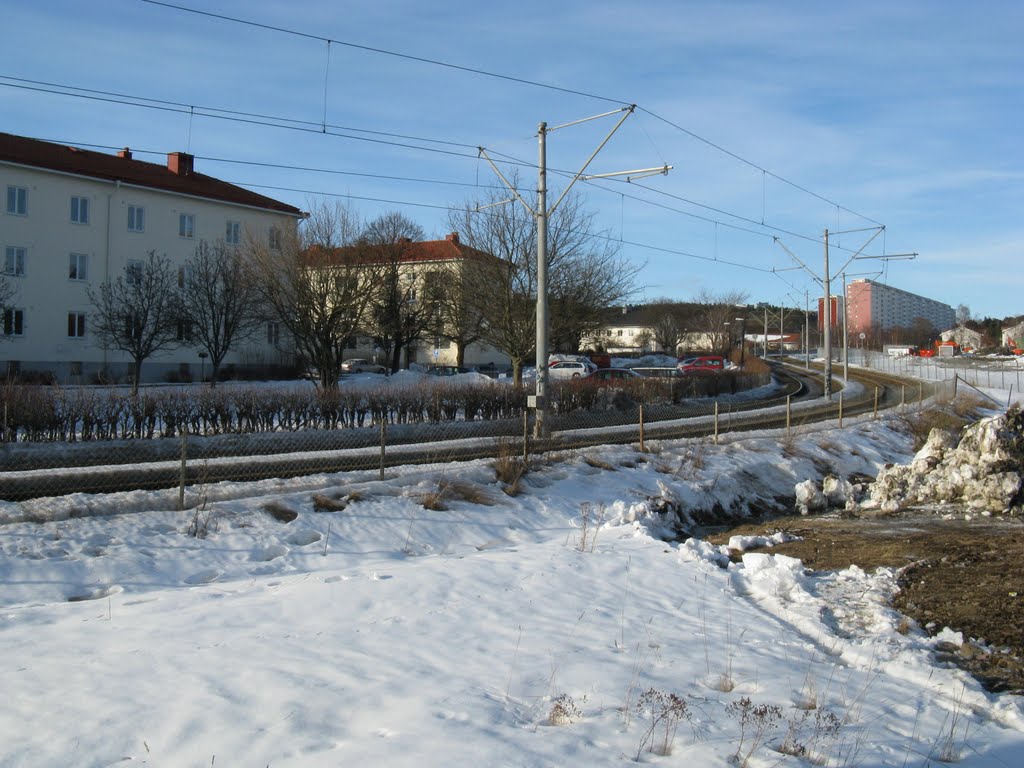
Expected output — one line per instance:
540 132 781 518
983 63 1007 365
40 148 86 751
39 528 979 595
1 132 303 383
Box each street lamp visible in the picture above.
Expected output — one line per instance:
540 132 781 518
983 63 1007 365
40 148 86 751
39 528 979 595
735 317 746 368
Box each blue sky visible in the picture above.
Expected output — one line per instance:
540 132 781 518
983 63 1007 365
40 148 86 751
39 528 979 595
4 0 1022 319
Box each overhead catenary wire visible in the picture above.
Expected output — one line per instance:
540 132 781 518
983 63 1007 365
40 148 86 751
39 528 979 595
137 0 881 230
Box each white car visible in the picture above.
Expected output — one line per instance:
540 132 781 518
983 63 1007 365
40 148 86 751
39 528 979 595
548 360 596 380
340 358 388 375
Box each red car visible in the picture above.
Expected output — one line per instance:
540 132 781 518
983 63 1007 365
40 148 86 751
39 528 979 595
676 355 726 374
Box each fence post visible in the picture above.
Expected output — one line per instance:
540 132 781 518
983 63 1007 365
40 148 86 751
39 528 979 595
953 374 958 398
901 384 906 410
523 410 529 462
380 420 386 480
786 395 791 438
638 403 645 452
874 386 879 419
178 430 187 511
714 401 719 444
838 392 844 428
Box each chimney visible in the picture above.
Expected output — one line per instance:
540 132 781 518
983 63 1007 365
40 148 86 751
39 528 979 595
167 152 194 176
446 232 460 244
117 147 132 160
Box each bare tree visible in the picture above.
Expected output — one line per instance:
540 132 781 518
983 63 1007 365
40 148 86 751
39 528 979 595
693 290 750 356
0 276 15 341
180 240 263 386
360 212 436 372
88 251 181 393
956 303 971 327
248 201 376 389
426 262 485 368
450 176 640 383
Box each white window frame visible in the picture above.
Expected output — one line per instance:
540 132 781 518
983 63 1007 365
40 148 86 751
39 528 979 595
128 205 145 232
226 220 241 245
67 312 87 338
269 226 281 250
179 213 195 239
267 321 280 345
71 196 89 224
4 246 26 276
69 252 89 281
3 308 25 337
6 186 27 216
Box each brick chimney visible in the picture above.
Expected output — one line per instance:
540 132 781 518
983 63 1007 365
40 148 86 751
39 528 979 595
446 232 460 244
117 148 132 159
167 152 194 176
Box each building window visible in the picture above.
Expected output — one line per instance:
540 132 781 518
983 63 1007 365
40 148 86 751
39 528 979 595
177 265 193 290
268 226 281 250
267 321 280 345
4 246 26 276
124 313 142 340
2 308 24 337
176 319 192 342
6 186 27 216
69 253 89 281
128 205 145 232
226 220 241 245
126 259 144 285
179 213 194 239
67 312 87 338
71 196 89 224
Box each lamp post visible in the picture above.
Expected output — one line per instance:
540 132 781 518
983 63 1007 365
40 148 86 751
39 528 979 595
735 317 746 368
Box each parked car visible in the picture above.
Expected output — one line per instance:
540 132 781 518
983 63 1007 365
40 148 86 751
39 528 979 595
584 367 643 383
340 358 388 374
676 355 726 375
548 360 596 379
424 365 473 376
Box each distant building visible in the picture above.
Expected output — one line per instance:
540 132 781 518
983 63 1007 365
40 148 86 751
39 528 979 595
1 132 303 383
940 326 983 349
845 279 954 335
1002 321 1024 349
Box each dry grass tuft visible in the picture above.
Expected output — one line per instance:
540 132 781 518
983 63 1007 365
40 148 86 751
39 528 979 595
418 479 495 511
583 454 617 471
311 493 348 512
493 439 529 495
263 501 298 523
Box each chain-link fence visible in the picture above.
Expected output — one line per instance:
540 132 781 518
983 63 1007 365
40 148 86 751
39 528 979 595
845 349 1023 391
0 367 807 502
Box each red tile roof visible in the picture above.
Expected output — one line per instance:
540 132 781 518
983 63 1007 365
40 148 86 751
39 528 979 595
0 132 302 216
307 233 497 266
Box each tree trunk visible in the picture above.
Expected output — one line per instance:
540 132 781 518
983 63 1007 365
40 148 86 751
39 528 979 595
131 359 143 396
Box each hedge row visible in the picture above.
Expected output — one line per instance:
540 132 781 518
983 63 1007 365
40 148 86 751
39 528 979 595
0 372 769 444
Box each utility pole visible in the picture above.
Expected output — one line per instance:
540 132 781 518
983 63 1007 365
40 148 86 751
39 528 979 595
480 108 671 437
535 122 549 436
823 229 832 399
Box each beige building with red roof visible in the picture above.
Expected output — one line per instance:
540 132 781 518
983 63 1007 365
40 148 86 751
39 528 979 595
1 132 304 383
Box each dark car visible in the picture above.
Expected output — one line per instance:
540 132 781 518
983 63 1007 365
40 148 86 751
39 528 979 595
584 367 643 382
425 365 473 376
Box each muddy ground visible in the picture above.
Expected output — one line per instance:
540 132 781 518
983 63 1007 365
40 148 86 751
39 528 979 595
708 510 1024 694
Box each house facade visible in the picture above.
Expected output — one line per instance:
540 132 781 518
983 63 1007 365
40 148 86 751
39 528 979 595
939 326 983 350
1 132 303 383
324 233 512 370
1002 321 1024 349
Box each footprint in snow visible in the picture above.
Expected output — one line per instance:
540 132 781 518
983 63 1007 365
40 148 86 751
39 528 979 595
286 530 322 547
67 585 123 602
253 544 289 562
184 569 221 585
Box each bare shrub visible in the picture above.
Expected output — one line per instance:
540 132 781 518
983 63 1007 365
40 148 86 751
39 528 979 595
418 479 494 511
547 693 580 726
583 454 616 471
635 688 691 759
726 696 783 767
493 439 528 496
779 708 842 764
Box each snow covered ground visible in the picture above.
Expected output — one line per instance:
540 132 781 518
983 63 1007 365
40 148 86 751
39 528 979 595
2 390 1024 766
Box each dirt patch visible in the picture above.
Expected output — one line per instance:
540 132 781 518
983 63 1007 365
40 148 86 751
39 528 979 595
707 510 1024 694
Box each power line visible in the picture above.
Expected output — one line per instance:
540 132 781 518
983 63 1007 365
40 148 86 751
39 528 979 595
139 0 883 229
139 0 628 106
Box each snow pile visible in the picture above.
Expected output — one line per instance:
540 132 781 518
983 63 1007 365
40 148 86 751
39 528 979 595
794 474 860 514
865 407 1024 514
